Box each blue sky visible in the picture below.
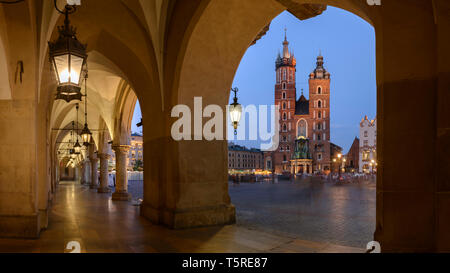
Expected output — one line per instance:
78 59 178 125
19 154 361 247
132 7 376 153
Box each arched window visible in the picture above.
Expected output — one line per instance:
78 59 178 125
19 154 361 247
297 119 307 138
283 155 287 162
282 92 286 99
317 123 322 130
287 145 290 151
266 157 272 170
283 113 287 120
283 123 287 132
318 111 322 119
318 86 322 94
283 102 286 110
318 100 322 108
283 69 286 80
317 134 322 141
282 82 286 90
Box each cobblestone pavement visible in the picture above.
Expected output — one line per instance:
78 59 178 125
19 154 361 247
229 178 376 248
126 177 375 248
128 180 143 201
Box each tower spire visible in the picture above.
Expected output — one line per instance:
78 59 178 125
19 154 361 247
283 28 290 58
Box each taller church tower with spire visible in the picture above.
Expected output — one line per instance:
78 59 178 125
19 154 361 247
264 31 334 175
272 30 297 173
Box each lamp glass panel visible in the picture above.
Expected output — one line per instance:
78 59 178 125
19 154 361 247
75 145 81 154
54 54 70 84
229 104 242 124
82 133 91 144
70 55 84 85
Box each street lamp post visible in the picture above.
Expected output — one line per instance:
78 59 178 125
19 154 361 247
333 153 346 181
371 159 376 175
337 153 342 180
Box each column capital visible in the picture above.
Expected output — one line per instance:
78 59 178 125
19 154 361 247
112 145 131 154
97 153 111 160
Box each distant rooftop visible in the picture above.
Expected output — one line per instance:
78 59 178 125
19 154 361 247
228 143 262 153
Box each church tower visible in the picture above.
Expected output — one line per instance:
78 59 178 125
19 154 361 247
308 54 331 172
273 31 297 174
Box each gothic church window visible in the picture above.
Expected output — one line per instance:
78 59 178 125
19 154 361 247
297 120 307 138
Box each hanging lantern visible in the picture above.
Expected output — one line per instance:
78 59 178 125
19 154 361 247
74 140 82 154
81 123 92 146
74 104 82 153
229 87 242 135
48 5 87 102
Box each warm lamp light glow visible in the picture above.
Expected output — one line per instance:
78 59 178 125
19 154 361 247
229 87 242 135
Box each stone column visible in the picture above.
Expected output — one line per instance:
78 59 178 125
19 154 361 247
80 164 85 184
90 156 99 189
83 160 90 185
98 153 111 193
112 145 131 201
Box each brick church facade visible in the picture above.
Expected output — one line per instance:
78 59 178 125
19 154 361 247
264 33 334 175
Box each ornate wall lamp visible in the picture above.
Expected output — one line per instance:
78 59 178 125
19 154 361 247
229 87 242 135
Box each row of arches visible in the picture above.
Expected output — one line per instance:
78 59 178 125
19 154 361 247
0 0 448 252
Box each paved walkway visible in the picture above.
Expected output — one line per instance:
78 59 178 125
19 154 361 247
0 182 364 253
230 178 376 248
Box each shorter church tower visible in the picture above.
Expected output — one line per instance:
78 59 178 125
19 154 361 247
308 54 331 172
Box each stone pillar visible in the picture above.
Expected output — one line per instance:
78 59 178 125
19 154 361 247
90 157 99 189
80 163 85 185
98 154 111 193
83 160 90 185
112 146 131 201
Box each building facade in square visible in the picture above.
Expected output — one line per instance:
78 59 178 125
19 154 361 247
359 116 377 173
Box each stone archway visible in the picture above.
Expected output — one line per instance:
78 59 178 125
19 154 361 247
161 0 450 252
0 0 448 253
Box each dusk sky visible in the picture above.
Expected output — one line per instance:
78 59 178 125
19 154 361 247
132 6 376 153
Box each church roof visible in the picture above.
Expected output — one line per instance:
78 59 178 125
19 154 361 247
295 95 309 115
